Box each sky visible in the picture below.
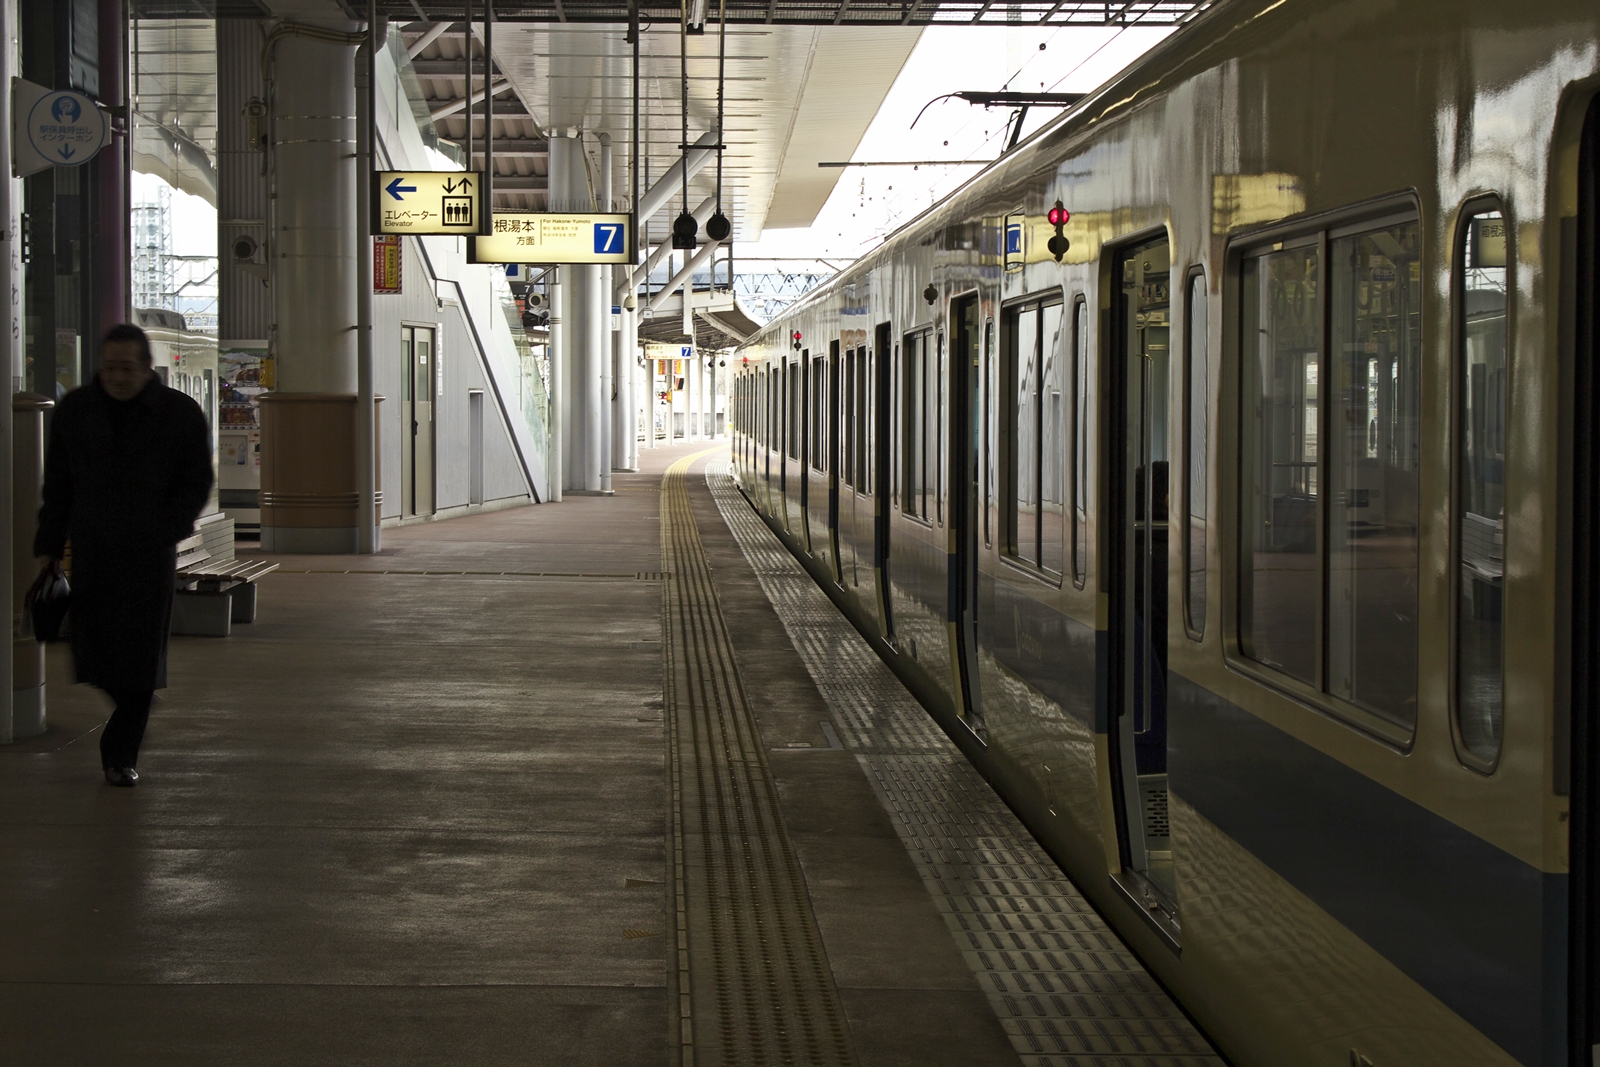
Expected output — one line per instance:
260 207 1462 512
132 171 216 257
739 24 1173 263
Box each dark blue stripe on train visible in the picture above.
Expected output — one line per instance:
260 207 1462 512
1168 673 1566 1067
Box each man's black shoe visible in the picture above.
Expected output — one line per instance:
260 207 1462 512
104 767 139 787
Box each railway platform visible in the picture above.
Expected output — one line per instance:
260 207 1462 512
0 442 1216 1067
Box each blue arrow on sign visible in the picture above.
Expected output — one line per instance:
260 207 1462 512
58 146 76 161
385 177 417 200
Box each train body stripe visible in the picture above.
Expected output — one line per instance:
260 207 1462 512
1168 672 1566 1067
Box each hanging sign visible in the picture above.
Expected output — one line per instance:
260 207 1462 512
469 213 634 266
373 235 402 293
374 171 484 234
12 81 108 177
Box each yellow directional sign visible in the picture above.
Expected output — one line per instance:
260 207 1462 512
375 171 483 234
470 213 634 266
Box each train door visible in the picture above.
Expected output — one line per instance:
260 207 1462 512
1107 237 1177 928
828 341 843 581
1571 92 1600 1067
950 294 985 735
401 325 437 517
874 323 895 635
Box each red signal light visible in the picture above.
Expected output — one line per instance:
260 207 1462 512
792 330 802 341
1047 206 1069 227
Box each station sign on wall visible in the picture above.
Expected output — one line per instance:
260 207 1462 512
470 213 634 266
374 171 483 234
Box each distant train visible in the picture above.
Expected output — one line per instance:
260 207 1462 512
730 2 1600 1064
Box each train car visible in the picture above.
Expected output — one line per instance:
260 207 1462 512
729 2 1600 1064
138 306 221 515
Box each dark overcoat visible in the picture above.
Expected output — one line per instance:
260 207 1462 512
33 375 214 691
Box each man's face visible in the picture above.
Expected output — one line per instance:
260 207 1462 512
101 340 154 401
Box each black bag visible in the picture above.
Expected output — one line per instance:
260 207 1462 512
25 562 71 643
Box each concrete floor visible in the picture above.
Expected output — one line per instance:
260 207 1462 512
0 442 1013 1066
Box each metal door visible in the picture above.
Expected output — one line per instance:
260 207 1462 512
1108 237 1177 929
950 295 984 735
401 325 437 517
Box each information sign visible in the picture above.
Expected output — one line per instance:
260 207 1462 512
18 88 107 173
1003 212 1024 273
470 213 634 266
373 235 402 293
375 171 483 234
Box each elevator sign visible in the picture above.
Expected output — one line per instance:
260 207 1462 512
469 213 635 266
374 171 484 234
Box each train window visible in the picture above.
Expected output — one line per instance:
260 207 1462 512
1004 298 1065 573
843 348 855 489
936 333 947 525
1327 221 1421 725
1010 304 1040 563
902 332 933 521
1241 240 1322 686
812 354 827 472
1455 207 1507 766
790 359 801 462
1041 303 1066 574
1073 298 1088 587
856 347 869 492
984 319 995 547
1239 216 1422 733
1185 270 1208 637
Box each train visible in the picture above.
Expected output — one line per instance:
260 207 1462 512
728 2 1600 1064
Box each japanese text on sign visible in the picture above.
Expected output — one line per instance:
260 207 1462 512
470 213 633 266
375 171 483 235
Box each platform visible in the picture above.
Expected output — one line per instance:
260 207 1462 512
0 442 1215 1066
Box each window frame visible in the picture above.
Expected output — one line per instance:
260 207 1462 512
1000 290 1066 584
1449 194 1511 775
1226 195 1424 752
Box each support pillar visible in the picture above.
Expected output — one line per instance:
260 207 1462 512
549 131 607 494
97 0 129 333
260 29 363 553
10 395 50 741
599 133 615 487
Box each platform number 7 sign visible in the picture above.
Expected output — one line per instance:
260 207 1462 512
593 222 624 255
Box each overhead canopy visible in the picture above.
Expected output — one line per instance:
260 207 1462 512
459 22 921 238
639 288 762 350
130 19 219 204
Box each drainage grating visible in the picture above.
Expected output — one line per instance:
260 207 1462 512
707 462 1224 1067
660 452 858 1067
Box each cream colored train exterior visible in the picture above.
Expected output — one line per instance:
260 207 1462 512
730 2 1600 1065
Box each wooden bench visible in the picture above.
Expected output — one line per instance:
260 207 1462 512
172 534 279 637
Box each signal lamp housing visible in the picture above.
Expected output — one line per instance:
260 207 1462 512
706 212 732 242
1048 200 1071 261
672 211 699 250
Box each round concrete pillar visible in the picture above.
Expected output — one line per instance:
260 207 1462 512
262 31 363 552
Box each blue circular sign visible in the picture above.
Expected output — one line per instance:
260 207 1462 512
26 91 107 167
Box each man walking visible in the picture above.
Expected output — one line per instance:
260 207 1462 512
34 324 214 787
